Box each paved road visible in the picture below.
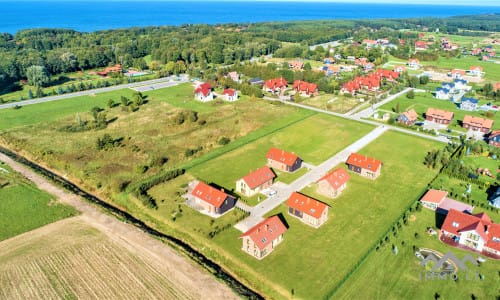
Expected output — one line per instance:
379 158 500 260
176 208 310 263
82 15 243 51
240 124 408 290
0 76 189 109
235 125 389 232
348 88 412 118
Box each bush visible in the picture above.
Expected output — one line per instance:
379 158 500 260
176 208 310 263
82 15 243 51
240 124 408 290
406 90 415 99
218 137 231 145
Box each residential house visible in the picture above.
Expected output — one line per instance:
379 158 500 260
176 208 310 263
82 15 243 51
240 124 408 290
407 58 420 69
435 87 451 100
363 39 378 49
227 71 241 83
450 69 466 80
236 166 275 197
441 209 500 257
462 115 493 133
222 89 239 101
286 192 329 228
249 77 265 85
97 64 122 76
346 153 382 180
393 65 406 73
489 130 500 147
289 61 304 70
323 57 335 64
471 48 482 56
482 55 490 61
240 215 287 259
317 168 350 198
469 66 483 77
454 79 468 91
194 83 214 102
415 41 428 51
263 78 288 94
266 147 302 172
323 64 340 76
189 181 236 216
397 108 419 125
425 108 454 125
441 82 455 92
420 189 473 213
460 98 479 111
293 80 318 96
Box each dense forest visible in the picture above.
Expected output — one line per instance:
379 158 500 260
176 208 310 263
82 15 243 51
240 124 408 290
0 13 498 93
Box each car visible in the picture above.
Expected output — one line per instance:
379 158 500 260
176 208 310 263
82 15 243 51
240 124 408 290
268 190 277 198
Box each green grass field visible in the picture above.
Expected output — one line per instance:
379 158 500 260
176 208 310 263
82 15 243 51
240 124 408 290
188 113 374 190
420 56 500 82
377 91 499 132
334 208 500 300
209 131 441 299
0 163 77 241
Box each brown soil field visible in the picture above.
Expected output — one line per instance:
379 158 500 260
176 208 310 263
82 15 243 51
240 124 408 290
0 216 238 300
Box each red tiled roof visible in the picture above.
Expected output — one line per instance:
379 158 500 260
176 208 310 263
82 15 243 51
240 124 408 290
401 109 418 122
494 82 500 92
191 181 229 208
415 41 427 48
490 129 500 138
240 215 287 250
241 166 275 190
293 80 318 94
486 223 500 252
264 78 288 91
285 192 328 219
266 147 300 167
421 189 448 204
363 39 377 45
470 66 483 71
195 82 212 97
408 58 420 64
223 88 236 96
426 108 454 121
451 69 466 76
463 115 494 130
318 168 350 190
441 209 489 242
346 153 381 172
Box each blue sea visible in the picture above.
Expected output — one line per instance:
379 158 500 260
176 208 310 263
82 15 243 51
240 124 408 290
1 1 498 34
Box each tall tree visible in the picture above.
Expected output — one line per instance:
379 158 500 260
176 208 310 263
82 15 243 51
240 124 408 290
26 65 50 87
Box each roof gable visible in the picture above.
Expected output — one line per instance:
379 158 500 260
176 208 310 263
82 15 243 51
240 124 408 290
421 189 447 204
285 192 328 219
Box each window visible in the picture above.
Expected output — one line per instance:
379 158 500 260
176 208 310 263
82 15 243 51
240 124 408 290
261 237 267 243
493 237 500 243
452 222 459 228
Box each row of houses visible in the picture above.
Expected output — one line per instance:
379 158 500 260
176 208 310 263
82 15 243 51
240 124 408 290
419 189 500 258
341 69 400 95
194 82 239 102
397 107 495 135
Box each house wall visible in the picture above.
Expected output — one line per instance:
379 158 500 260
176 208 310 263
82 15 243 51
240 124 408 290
216 197 236 215
195 197 216 213
484 246 500 255
287 158 302 172
463 124 489 133
268 158 302 173
421 201 438 211
195 92 214 102
288 207 328 228
360 166 381 179
236 179 273 197
426 116 451 125
458 231 485 251
317 180 346 198
241 235 283 259
489 138 500 147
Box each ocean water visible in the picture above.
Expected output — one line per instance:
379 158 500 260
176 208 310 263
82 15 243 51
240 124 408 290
1 1 498 34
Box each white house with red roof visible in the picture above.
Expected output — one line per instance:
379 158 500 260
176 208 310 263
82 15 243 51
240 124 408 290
346 153 382 179
222 88 239 101
187 181 236 217
240 215 287 259
450 69 466 80
393 65 406 73
469 66 483 77
266 147 302 173
407 58 420 69
227 71 241 83
441 209 500 257
415 41 428 51
286 192 329 228
317 168 350 198
420 189 473 214
236 166 275 197
194 82 214 102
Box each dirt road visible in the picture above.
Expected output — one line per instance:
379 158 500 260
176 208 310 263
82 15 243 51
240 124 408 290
0 152 239 300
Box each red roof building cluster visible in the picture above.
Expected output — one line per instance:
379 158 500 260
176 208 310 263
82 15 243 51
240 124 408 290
97 64 122 76
415 41 428 49
240 166 275 190
194 82 212 97
264 78 288 92
293 80 318 95
240 215 287 250
341 69 399 94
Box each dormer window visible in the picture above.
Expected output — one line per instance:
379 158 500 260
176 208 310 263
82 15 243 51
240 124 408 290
452 222 459 228
493 237 500 243
261 237 267 243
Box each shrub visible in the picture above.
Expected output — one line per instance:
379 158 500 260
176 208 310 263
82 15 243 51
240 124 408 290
218 137 231 145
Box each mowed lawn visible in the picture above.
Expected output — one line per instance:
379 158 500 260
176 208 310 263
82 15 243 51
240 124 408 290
0 179 77 241
420 56 500 82
189 113 374 190
334 208 500 300
212 131 442 300
378 92 499 132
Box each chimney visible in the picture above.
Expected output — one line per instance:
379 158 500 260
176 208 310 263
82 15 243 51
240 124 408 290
265 224 269 231
221 188 224 193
